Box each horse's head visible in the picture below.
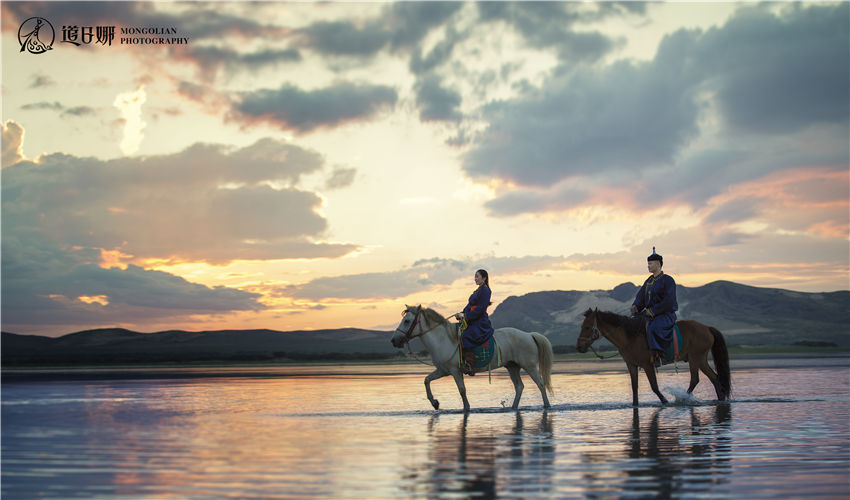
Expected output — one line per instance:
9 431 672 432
391 304 422 348
576 307 601 353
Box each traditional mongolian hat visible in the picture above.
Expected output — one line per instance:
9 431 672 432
647 246 663 264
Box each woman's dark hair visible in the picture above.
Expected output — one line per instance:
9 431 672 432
476 269 490 287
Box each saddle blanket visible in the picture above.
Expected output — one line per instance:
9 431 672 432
661 324 683 365
461 338 502 370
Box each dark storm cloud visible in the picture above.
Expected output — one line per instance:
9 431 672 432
233 82 398 133
466 3 849 217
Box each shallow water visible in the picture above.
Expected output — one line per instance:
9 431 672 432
3 358 849 498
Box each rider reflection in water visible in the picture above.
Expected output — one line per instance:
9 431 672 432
455 269 495 375
630 248 678 367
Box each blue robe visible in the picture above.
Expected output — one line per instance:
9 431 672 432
461 285 495 349
632 273 678 352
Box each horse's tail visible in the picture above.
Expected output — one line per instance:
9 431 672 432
709 327 732 400
531 332 554 396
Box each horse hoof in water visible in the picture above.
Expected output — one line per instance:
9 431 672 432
431 399 439 410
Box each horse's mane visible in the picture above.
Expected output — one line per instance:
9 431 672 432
584 308 646 338
422 307 458 342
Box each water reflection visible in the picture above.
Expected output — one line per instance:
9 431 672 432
402 411 556 498
583 404 733 497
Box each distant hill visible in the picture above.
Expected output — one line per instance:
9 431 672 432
3 280 848 366
2 327 399 366
490 280 850 348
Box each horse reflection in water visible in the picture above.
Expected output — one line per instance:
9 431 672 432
400 412 556 498
582 405 733 498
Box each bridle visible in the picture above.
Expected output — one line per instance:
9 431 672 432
590 314 604 341
395 306 456 367
396 306 451 343
583 310 620 360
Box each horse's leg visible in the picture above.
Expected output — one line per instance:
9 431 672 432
628 363 640 406
524 365 551 409
506 363 524 410
449 370 471 412
698 356 723 400
644 367 669 405
424 368 449 410
687 357 701 394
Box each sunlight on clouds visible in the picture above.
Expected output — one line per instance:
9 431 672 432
99 248 134 270
113 85 147 156
78 295 110 306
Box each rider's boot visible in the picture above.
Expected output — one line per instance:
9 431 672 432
462 351 476 376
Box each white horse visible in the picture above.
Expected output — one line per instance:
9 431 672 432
391 305 554 412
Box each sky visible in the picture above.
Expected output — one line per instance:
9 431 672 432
1 1 848 336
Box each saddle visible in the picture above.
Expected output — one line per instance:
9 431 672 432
659 324 684 365
460 338 502 371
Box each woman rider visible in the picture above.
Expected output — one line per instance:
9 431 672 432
630 247 678 367
454 269 495 376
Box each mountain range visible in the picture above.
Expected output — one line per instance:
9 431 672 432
3 280 848 366
489 280 850 349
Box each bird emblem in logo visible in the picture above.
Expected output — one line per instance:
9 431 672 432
18 17 55 54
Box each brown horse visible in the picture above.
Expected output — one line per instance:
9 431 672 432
576 308 731 405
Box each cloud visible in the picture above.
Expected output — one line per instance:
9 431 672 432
476 2 630 62
414 75 462 122
232 82 398 133
1 136 358 263
465 3 849 221
325 167 357 190
484 182 591 217
20 102 63 111
1 241 266 330
29 74 56 88
2 1 284 41
698 3 849 134
700 167 849 243
175 45 302 82
283 256 565 300
297 2 462 57
1 120 25 167
114 85 147 155
463 55 701 187
62 106 97 117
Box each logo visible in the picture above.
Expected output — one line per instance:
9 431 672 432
18 17 55 54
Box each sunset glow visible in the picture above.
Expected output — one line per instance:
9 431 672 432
2 1 848 336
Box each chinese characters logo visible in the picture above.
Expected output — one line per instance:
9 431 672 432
18 17 55 54
62 25 115 46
